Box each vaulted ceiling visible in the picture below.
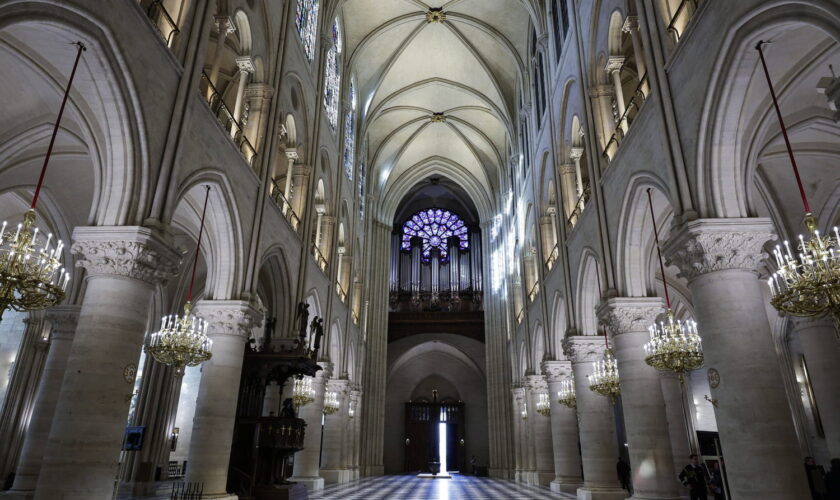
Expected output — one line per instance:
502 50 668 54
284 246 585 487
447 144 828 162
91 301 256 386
340 0 532 219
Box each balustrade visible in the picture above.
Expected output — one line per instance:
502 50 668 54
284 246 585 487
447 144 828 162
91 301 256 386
667 0 699 45
199 72 257 167
602 74 649 162
270 180 301 233
143 0 180 47
566 182 591 231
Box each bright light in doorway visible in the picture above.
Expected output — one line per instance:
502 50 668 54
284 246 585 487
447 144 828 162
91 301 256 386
438 422 447 474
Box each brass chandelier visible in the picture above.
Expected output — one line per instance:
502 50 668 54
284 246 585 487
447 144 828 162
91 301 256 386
557 378 576 409
535 393 551 417
587 348 620 404
323 390 339 415
643 188 703 382
756 41 840 331
0 43 86 317
293 376 315 408
146 186 213 374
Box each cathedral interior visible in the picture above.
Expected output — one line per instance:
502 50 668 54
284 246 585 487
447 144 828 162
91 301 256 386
0 0 839 499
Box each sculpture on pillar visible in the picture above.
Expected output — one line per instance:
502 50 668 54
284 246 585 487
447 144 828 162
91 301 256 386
296 302 309 346
312 318 324 359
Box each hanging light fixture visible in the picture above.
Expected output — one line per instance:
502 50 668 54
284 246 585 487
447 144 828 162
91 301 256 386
587 346 621 403
0 43 85 317
292 377 315 408
348 398 356 419
520 401 528 420
642 188 704 383
755 41 840 329
535 393 551 417
557 378 577 409
323 390 340 415
146 186 213 374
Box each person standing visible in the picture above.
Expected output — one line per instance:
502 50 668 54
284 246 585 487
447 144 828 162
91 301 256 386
806 456 828 500
617 457 632 495
470 455 477 475
679 454 711 500
709 461 725 500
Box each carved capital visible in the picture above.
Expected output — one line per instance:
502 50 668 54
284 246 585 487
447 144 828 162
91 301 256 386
562 335 607 363
316 361 334 382
326 378 350 397
46 305 81 342
663 218 776 282
526 374 548 393
214 16 236 37
285 149 299 161
511 386 527 405
193 300 263 340
71 227 180 285
569 147 585 161
622 16 640 33
245 83 273 100
559 163 576 175
541 360 573 383
588 85 615 98
605 56 626 73
235 56 255 74
596 297 664 337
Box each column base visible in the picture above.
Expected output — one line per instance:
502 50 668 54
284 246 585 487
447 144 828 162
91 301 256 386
320 468 353 484
288 476 324 491
536 472 554 487
253 483 308 500
362 465 383 476
576 486 628 500
551 479 583 494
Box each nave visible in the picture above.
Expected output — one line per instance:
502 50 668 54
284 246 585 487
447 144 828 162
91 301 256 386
308 475 576 500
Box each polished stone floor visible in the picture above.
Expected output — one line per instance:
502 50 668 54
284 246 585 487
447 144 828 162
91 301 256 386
309 474 576 499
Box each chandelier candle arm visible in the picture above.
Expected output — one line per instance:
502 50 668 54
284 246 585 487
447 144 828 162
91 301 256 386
642 188 704 382
146 186 214 374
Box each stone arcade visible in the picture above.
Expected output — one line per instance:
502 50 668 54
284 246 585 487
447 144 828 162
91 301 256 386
0 1 838 499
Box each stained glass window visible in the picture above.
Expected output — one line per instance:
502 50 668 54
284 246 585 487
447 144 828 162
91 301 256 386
295 0 319 63
343 82 356 181
401 208 469 261
324 20 341 131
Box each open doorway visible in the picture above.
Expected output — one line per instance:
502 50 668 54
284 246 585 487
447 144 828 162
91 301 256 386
404 401 465 473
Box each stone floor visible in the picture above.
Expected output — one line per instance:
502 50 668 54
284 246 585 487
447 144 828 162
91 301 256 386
309 474 577 499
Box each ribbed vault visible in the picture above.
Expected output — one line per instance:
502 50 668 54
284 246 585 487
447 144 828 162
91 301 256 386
341 0 532 218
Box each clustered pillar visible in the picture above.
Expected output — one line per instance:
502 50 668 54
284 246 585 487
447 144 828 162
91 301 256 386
541 360 583 494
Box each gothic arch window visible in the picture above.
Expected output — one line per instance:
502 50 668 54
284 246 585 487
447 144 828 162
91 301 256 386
324 20 342 131
401 208 469 261
343 81 356 181
295 0 319 62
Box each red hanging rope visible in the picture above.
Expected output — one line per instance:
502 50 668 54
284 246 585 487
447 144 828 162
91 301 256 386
187 186 211 303
31 42 86 210
755 40 811 214
647 188 672 310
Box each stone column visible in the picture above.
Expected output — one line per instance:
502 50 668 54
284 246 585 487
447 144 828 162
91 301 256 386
208 16 235 94
5 306 80 499
598 297 681 499
290 363 332 491
282 150 298 215
606 57 627 134
34 227 179 500
664 218 811 499
589 85 616 153
185 300 261 498
348 388 362 479
290 165 311 217
511 387 528 483
659 372 693 498
526 375 554 486
243 83 272 152
793 316 840 457
319 216 336 268
622 17 647 88
570 147 585 212
562 336 626 500
320 379 350 484
559 164 578 220
542 360 583 494
230 56 254 136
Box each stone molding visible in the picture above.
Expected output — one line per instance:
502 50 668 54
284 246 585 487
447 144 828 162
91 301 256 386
541 360 573 383
588 85 614 98
596 297 664 337
605 56 626 72
214 16 236 36
511 386 526 405
559 164 576 175
663 218 776 282
622 16 640 33
193 300 263 340
525 374 548 393
45 305 82 342
327 378 351 397
562 336 607 363
245 83 274 100
71 226 180 285
235 56 255 74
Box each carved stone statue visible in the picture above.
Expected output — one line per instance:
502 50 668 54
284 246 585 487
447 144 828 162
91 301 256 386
296 303 309 344
280 398 295 418
312 317 324 355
